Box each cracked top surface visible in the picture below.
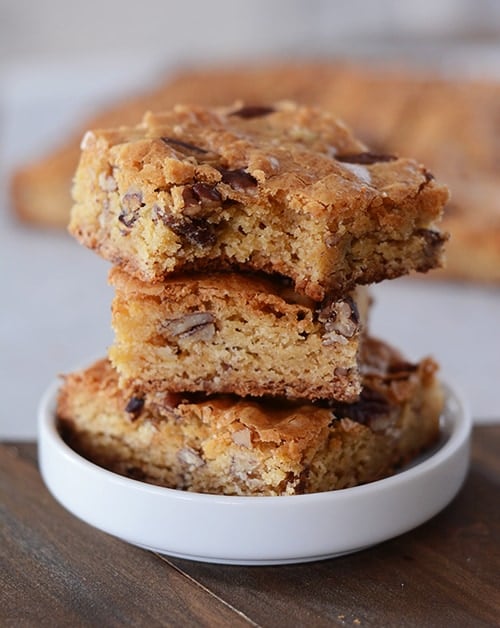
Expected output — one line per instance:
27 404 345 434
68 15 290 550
70 101 449 299
78 101 447 224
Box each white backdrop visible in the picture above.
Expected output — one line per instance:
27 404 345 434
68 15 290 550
2 0 500 69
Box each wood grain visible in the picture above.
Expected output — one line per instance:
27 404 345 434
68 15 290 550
0 444 253 627
167 464 500 627
1 427 499 628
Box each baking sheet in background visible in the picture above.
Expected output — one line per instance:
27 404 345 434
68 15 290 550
1 56 499 439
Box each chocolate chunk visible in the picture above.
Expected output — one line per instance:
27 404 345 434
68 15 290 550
230 105 275 119
161 136 208 154
219 168 257 191
331 388 393 427
155 207 217 247
336 152 397 165
125 396 145 420
181 187 199 209
172 217 216 247
192 183 222 205
182 183 222 215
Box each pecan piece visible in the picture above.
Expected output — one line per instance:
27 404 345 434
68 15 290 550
118 190 144 228
318 297 360 346
177 447 205 468
232 427 252 448
163 312 216 342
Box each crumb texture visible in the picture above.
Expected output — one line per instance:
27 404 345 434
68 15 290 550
57 337 443 496
108 268 370 401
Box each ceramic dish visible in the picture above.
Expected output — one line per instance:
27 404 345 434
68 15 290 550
38 379 471 565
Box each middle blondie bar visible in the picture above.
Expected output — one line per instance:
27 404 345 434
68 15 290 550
109 268 369 401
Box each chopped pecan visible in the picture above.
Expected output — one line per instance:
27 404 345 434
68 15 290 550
177 447 205 468
318 297 360 345
163 312 216 342
232 427 252 448
118 190 144 228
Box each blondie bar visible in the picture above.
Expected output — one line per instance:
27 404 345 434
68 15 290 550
69 102 448 300
109 268 370 401
57 337 443 496
12 62 500 285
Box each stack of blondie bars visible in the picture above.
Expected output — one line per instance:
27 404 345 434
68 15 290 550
57 102 448 495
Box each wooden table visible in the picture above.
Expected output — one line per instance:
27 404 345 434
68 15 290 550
1 427 499 627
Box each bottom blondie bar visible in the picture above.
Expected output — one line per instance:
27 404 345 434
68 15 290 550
57 338 443 496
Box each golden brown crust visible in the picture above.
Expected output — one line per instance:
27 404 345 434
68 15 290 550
69 102 447 299
56 337 443 496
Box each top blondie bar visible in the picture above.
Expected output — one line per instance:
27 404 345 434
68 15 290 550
69 102 448 300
